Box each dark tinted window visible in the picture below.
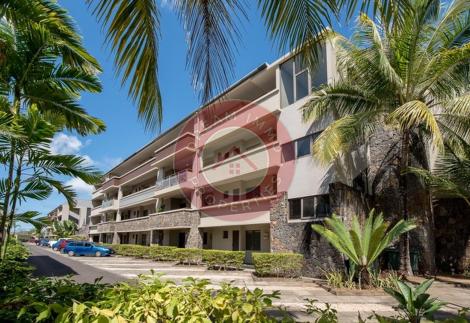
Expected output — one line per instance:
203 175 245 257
289 199 301 220
303 196 316 218
296 136 311 158
316 195 331 218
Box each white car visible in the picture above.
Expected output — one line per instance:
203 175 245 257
48 240 57 248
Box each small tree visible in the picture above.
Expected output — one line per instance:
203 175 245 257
312 210 416 289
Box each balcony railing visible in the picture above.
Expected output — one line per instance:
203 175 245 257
155 170 190 191
102 199 114 208
120 186 156 208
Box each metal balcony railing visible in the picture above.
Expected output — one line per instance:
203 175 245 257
155 170 189 191
101 199 116 208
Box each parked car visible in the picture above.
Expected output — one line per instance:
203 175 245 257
52 238 71 251
64 241 111 257
48 240 57 248
38 238 49 247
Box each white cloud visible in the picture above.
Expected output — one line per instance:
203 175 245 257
65 178 94 198
50 133 83 155
81 155 95 167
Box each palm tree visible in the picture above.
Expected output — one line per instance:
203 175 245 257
51 220 78 238
53 0 409 130
0 108 102 259
0 1 105 250
303 0 470 274
312 210 416 289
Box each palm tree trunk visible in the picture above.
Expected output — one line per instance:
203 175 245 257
399 131 414 276
0 145 15 245
1 155 22 260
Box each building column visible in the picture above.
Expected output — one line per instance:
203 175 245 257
99 233 103 243
149 230 154 245
112 231 120 244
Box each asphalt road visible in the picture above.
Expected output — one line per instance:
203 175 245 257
26 244 125 284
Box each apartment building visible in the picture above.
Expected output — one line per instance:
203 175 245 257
46 200 92 237
89 46 366 273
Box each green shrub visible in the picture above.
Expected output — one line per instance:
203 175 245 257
57 276 281 323
149 245 178 261
4 240 30 261
173 248 203 265
253 253 304 278
203 249 245 270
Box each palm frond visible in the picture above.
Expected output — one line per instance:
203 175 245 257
175 0 247 104
88 0 161 131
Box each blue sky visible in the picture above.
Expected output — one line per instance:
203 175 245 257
21 1 353 225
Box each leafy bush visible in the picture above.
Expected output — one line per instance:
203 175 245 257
203 249 245 270
31 276 282 322
253 253 304 278
108 244 246 269
4 240 30 261
384 279 445 323
148 245 178 261
172 248 203 265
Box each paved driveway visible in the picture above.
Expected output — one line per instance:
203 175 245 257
27 244 469 322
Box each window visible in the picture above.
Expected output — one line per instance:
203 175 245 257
232 188 240 202
296 136 311 158
203 232 208 245
143 210 149 217
223 231 229 239
295 132 321 159
288 194 330 220
289 199 301 220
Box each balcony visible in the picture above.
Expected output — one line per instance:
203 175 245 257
199 89 280 145
119 158 157 186
200 142 280 187
91 206 101 217
100 199 118 212
92 189 104 200
114 216 150 232
97 221 115 233
101 177 120 192
155 169 193 197
120 186 157 209
153 133 196 167
148 209 199 229
89 225 98 234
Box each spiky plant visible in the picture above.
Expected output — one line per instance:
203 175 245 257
312 210 416 289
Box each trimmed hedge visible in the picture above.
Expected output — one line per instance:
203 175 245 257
252 252 304 278
203 249 244 270
107 244 244 270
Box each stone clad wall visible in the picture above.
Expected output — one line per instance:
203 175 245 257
270 183 367 277
148 209 202 249
434 199 470 273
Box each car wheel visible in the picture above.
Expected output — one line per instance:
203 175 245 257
95 251 101 257
53 247 58 251
68 251 74 257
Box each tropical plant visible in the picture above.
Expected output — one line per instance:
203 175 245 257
0 0 105 258
384 279 445 323
37 0 408 130
312 210 416 289
0 109 102 259
51 220 78 238
303 0 470 274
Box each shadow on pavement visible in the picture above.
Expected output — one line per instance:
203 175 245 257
28 255 78 277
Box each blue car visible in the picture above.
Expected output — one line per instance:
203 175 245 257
36 238 49 247
63 241 111 257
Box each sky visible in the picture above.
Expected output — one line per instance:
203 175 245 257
20 1 353 226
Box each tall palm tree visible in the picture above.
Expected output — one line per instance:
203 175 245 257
0 0 105 250
302 0 470 274
0 108 102 259
85 0 410 130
